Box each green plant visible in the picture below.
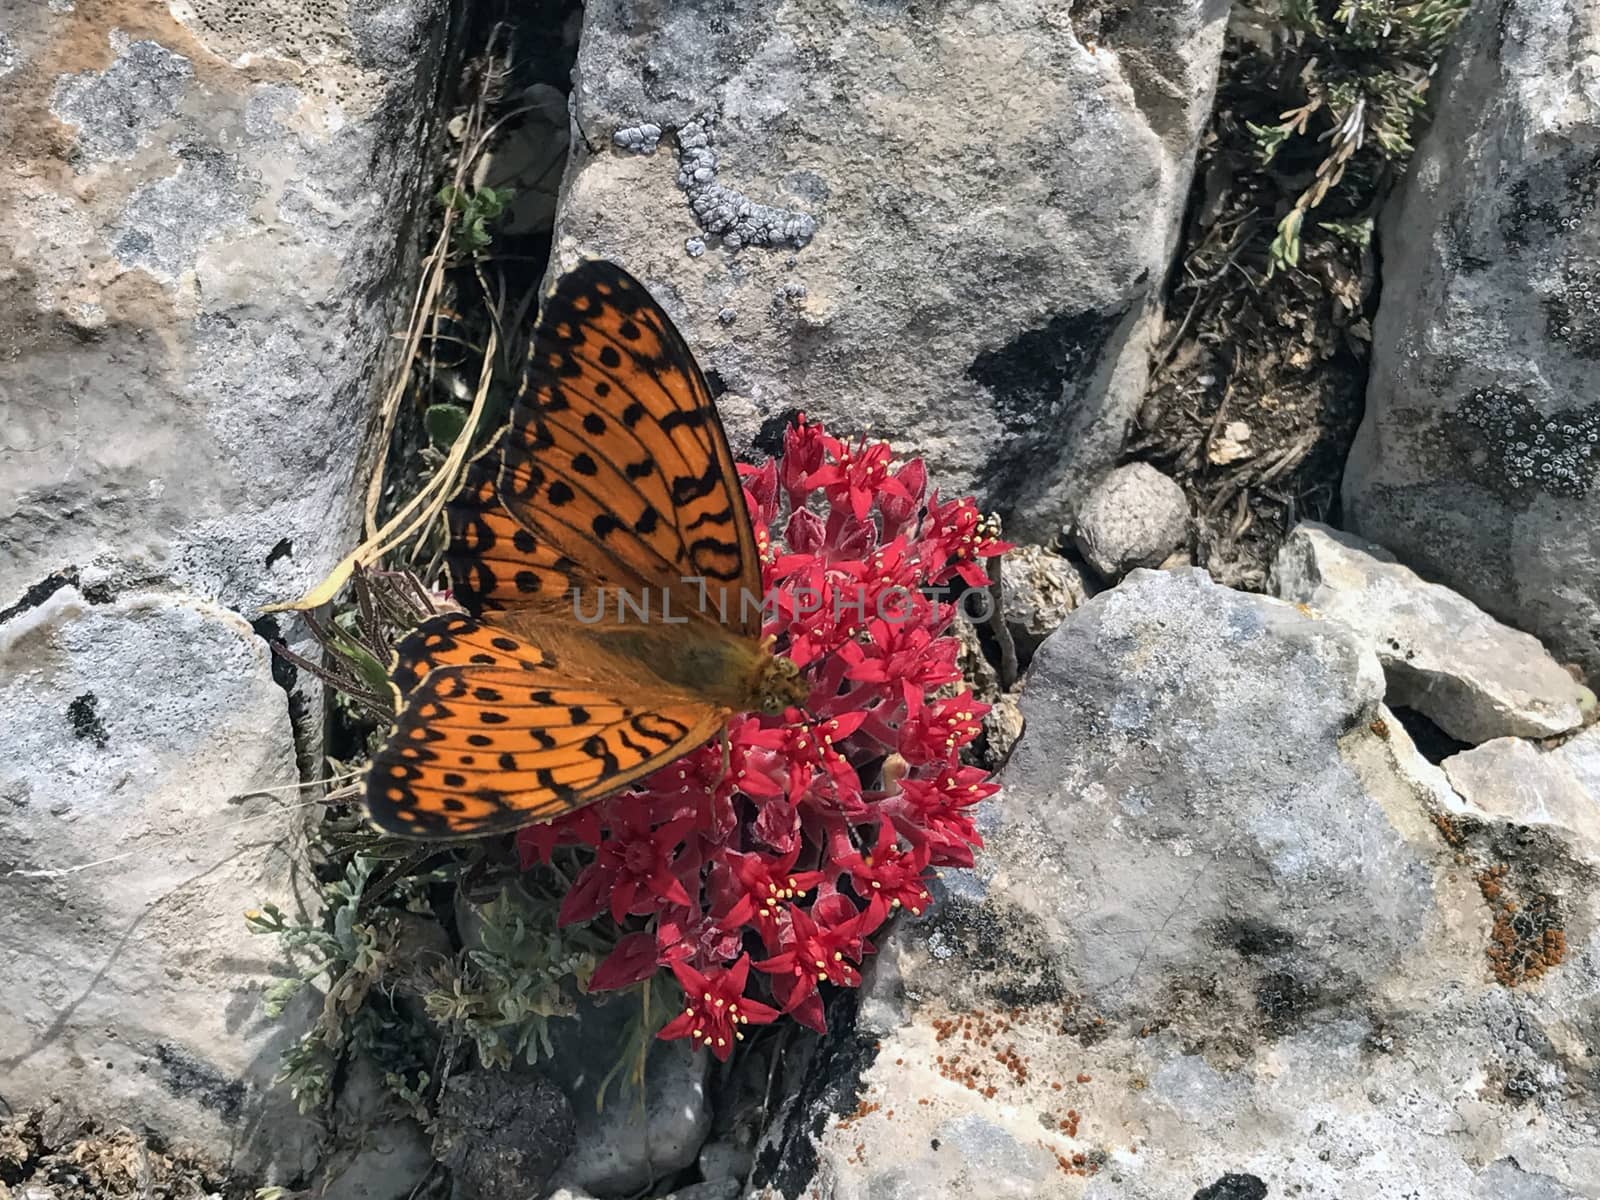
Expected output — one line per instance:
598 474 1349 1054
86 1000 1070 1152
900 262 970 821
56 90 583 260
420 885 609 1070
437 184 514 256
1248 0 1470 272
248 854 437 1114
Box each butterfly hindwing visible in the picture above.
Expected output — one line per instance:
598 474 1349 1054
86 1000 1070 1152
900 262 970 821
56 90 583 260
367 613 726 839
497 260 764 636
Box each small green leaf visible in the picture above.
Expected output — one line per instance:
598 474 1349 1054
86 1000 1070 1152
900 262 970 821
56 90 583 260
425 402 469 450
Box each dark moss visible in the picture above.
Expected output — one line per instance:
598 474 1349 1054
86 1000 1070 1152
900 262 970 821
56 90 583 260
1194 1174 1268 1200
66 694 109 749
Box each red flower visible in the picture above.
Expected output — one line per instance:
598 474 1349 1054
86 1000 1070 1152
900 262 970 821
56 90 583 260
558 813 696 926
524 416 1005 1040
838 822 934 916
922 491 1013 588
658 955 780 1060
779 414 830 504
807 437 913 523
884 765 999 868
756 894 888 1032
713 845 827 947
897 689 986 765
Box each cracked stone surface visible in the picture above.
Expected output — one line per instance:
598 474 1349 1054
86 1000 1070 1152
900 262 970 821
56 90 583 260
555 0 1230 538
0 0 449 1177
0 587 315 1180
753 570 1600 1199
1344 0 1600 680
1273 522 1595 743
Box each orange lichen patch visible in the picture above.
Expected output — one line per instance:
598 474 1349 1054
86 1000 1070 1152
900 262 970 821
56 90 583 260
1039 1141 1103 1178
1430 809 1467 848
835 1100 881 1131
1477 864 1566 986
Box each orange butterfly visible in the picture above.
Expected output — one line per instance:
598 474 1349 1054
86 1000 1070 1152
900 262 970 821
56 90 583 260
367 261 809 839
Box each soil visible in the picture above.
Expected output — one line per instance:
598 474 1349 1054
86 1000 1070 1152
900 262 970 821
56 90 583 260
0 1104 248 1200
1127 28 1385 591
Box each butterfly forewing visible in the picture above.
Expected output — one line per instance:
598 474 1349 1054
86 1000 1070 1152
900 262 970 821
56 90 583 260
499 261 764 635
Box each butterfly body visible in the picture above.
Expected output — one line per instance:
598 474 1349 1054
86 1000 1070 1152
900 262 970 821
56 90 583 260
366 260 805 839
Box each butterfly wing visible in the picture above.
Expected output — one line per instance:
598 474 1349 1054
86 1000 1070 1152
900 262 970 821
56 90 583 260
367 612 725 838
444 449 589 615
495 260 765 636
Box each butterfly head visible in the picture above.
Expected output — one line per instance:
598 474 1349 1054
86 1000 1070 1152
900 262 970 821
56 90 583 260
755 652 809 715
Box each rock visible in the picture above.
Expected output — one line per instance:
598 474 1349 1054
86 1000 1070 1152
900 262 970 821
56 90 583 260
697 1138 754 1186
1272 523 1595 743
471 83 571 236
1072 464 1191 580
1442 731 1600 863
543 996 712 1197
0 0 447 1175
752 569 1600 1199
999 545 1093 657
431 1069 575 1200
553 0 1230 537
316 1122 435 1200
663 1183 741 1200
0 589 317 1179
1343 0 1600 681
313 1056 434 1200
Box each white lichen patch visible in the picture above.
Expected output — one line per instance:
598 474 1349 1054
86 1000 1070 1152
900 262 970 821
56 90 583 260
110 143 260 281
675 115 818 251
48 33 193 164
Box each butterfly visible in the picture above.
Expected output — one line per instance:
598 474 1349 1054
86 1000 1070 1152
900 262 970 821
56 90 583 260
366 260 810 839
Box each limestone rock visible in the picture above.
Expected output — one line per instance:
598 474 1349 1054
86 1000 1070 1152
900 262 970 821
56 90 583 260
0 0 448 1174
751 569 1600 1199
1072 464 1190 580
0 588 317 1180
1343 0 1600 681
553 0 1230 537
1272 523 1594 743
543 997 712 1197
999 545 1093 656
1443 729 1600 865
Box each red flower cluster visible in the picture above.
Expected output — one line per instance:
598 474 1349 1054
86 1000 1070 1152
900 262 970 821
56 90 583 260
517 416 1009 1057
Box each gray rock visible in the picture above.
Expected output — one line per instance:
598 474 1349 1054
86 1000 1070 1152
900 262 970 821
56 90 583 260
314 1055 434 1200
0 0 449 1178
1272 523 1595 743
0 589 317 1179
543 996 711 1196
663 1183 741 1200
431 1070 575 1200
1072 464 1191 580
316 1124 434 1200
1343 0 1600 681
556 0 1230 537
696 1137 754 1185
1443 731 1600 864
751 569 1600 1199
473 84 570 236
999 544 1092 655
48 34 194 163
